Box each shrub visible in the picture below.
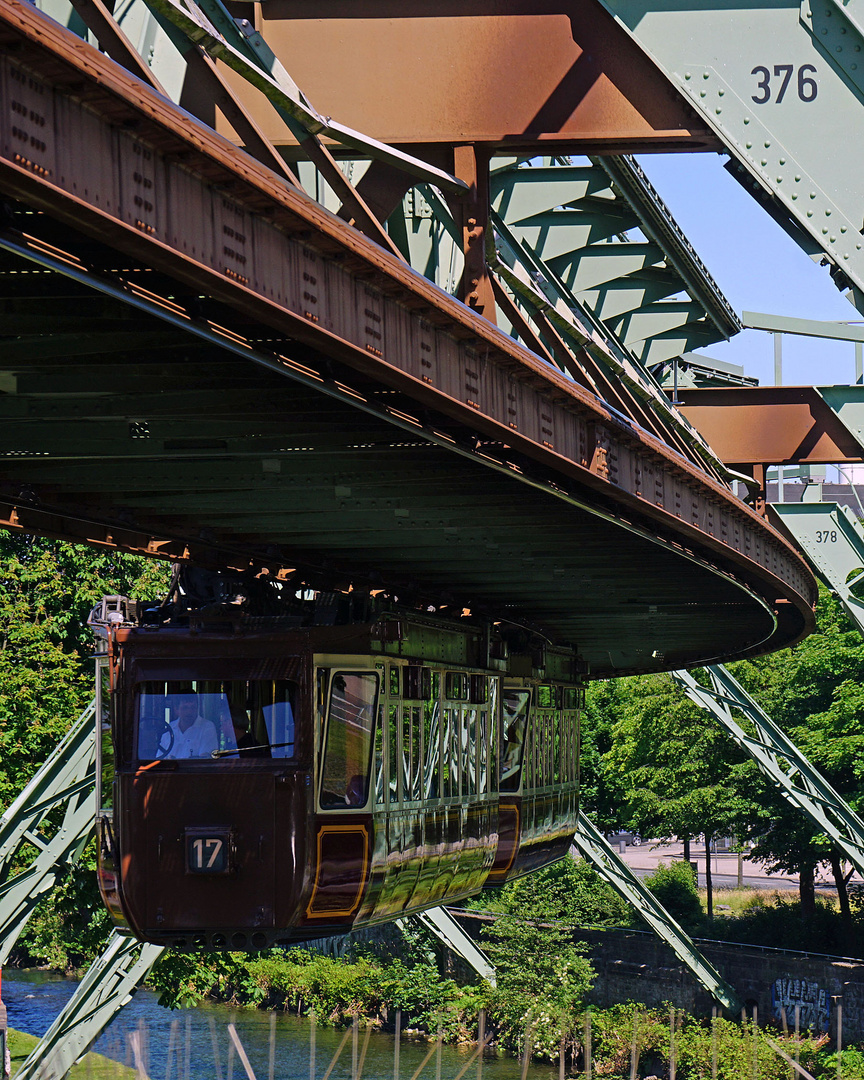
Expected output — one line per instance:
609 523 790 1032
643 860 704 933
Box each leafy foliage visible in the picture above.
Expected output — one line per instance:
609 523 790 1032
0 534 171 970
642 860 703 934
475 855 632 927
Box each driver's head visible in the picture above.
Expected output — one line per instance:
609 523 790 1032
177 694 198 720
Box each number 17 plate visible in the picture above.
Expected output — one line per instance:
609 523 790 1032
185 828 231 874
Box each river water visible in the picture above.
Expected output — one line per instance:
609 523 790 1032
3 969 557 1079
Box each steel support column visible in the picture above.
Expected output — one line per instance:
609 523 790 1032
772 500 864 638
412 906 496 986
14 932 164 1080
0 700 96 964
673 665 864 880
573 812 741 1013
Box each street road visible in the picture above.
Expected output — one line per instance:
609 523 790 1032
616 840 854 897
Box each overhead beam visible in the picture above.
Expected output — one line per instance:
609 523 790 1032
676 386 864 468
220 0 721 155
742 311 864 344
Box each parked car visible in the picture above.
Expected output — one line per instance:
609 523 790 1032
606 831 642 847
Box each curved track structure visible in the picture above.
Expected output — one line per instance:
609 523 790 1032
0 0 817 676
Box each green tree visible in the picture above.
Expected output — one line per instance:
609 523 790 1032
643 860 703 933
478 861 596 1058
0 533 169 802
598 673 758 919
728 587 864 920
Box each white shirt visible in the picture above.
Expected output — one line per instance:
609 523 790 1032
167 715 218 759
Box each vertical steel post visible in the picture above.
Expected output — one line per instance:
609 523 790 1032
452 145 495 321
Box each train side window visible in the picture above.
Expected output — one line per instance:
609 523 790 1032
470 674 487 705
319 671 379 809
545 712 554 787
445 672 468 701
439 707 449 798
423 694 440 798
390 665 401 697
388 704 399 802
463 709 476 797
401 705 423 802
554 710 562 784
500 688 530 792
405 665 431 700
477 707 488 795
479 678 496 794
536 715 544 787
411 705 422 800
524 714 533 790
375 704 385 804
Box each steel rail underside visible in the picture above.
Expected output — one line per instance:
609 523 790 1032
0 0 815 674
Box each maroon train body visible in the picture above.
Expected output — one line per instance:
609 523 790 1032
94 603 581 949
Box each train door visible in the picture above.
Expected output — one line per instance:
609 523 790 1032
304 666 379 928
487 683 531 882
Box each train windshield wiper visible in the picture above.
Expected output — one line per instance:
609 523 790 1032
211 741 294 758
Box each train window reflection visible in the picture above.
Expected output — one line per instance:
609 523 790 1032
500 689 530 792
137 680 296 762
445 672 468 701
320 671 379 809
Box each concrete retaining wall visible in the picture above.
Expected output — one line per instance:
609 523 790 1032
452 911 864 1038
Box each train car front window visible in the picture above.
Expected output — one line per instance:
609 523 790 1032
137 680 297 762
320 671 379 809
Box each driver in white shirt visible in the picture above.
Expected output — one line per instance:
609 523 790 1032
167 694 218 758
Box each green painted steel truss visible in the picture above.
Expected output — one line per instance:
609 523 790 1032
0 699 96 965
673 664 864 882
596 0 864 315
573 812 742 1014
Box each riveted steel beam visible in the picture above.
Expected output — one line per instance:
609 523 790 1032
676 386 864 468
573 812 742 1013
596 0 864 311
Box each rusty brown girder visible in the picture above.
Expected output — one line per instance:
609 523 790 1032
0 0 817 669
214 0 722 158
675 387 864 470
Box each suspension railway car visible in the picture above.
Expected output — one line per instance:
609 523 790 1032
93 596 582 950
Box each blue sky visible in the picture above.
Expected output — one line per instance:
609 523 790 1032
637 152 860 389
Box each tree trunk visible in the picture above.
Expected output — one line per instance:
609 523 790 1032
799 862 816 918
830 848 853 933
683 838 691 863
705 833 713 921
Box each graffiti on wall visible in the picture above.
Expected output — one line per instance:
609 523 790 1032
772 977 830 1032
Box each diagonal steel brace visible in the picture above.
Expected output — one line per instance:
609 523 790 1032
0 700 97 964
13 931 164 1080
573 811 742 1013
673 664 864 880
